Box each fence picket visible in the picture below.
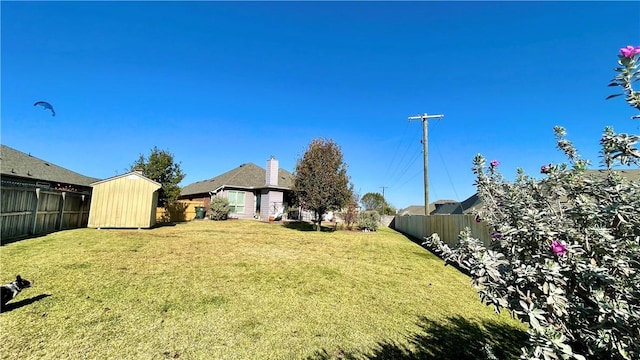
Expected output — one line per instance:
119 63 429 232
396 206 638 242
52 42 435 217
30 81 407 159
392 214 491 248
1 187 91 242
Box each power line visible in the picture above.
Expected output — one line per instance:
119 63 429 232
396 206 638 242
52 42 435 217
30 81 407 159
383 120 411 182
387 145 422 188
385 134 418 186
380 185 388 215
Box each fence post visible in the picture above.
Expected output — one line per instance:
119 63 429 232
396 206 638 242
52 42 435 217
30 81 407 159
77 194 86 228
57 191 66 230
30 188 41 235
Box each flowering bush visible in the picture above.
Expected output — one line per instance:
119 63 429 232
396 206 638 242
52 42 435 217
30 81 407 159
423 46 640 360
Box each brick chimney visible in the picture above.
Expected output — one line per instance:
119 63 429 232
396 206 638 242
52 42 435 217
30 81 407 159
266 156 278 186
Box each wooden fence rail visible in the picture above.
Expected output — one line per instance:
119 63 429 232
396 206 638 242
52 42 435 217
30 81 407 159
1 186 91 242
392 214 491 248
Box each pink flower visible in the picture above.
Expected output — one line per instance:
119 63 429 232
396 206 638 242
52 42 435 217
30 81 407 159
551 241 567 256
490 160 500 167
620 45 640 58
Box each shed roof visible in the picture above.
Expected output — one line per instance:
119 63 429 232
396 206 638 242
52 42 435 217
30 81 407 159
0 144 100 186
91 171 161 189
181 163 294 197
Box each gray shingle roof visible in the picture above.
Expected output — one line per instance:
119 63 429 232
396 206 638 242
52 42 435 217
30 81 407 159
180 163 295 197
399 205 426 216
0 144 100 187
400 200 459 216
453 169 640 214
431 202 465 215
585 169 640 182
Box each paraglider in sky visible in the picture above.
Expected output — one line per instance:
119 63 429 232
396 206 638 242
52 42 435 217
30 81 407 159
34 101 55 117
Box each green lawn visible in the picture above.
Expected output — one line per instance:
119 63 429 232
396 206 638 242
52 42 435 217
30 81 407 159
0 220 527 359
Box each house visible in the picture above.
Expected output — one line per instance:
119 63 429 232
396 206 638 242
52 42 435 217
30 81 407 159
179 157 295 221
88 170 161 229
0 144 99 240
1 144 98 192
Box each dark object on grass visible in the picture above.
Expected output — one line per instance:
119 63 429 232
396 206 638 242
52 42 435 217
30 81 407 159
1 275 32 307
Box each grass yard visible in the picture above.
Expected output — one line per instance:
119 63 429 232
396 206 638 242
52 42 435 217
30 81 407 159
0 220 527 359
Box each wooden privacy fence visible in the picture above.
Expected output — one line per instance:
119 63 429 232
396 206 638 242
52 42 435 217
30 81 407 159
1 186 91 242
393 214 491 248
156 200 204 222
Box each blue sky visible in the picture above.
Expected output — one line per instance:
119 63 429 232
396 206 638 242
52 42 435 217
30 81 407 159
2 1 639 209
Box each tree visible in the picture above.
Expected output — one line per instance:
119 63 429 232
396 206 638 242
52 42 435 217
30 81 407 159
361 192 385 211
423 45 640 360
130 146 186 207
293 138 353 231
361 192 396 215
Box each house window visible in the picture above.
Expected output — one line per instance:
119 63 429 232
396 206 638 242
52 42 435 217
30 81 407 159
228 191 245 214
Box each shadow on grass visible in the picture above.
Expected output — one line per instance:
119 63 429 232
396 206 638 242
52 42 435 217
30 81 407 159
1 232 52 246
153 222 179 228
1 294 51 313
283 221 337 232
392 230 475 277
307 315 527 360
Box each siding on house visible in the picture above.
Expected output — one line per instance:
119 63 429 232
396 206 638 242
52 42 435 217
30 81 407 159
260 189 284 220
216 189 257 219
88 172 161 229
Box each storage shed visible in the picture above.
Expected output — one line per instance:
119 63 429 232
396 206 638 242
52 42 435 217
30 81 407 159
88 171 161 229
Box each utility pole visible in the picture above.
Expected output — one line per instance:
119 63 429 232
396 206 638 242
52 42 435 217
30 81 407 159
380 186 388 216
408 113 444 216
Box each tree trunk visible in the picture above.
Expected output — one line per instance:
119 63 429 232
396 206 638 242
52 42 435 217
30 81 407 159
315 212 323 231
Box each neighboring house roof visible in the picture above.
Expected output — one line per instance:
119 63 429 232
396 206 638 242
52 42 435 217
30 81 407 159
443 169 640 215
431 202 465 215
90 171 161 188
399 169 639 216
399 205 426 216
0 144 100 187
585 169 640 182
180 162 295 197
458 193 483 214
399 200 458 216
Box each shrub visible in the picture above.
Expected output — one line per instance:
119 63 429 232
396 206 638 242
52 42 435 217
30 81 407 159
209 196 230 220
423 46 640 360
165 201 188 222
343 192 360 230
357 210 380 232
